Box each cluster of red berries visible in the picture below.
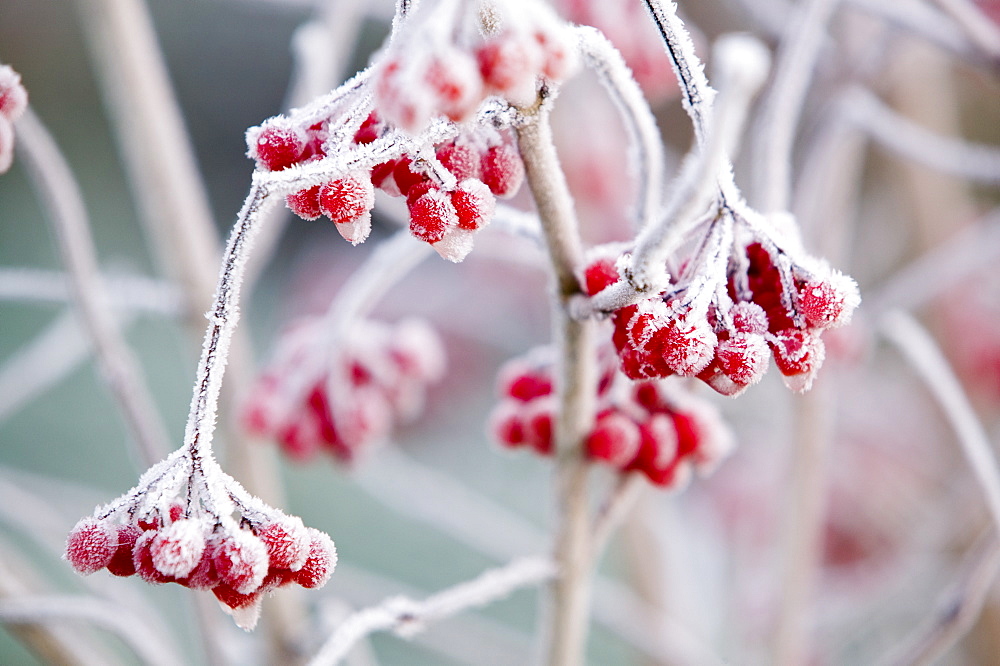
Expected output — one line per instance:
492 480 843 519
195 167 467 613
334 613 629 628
0 65 28 174
242 317 446 464
246 109 524 262
583 241 859 395
489 349 732 489
374 8 577 133
66 506 335 629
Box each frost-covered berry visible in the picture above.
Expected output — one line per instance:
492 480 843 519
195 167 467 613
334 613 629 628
586 412 641 468
425 51 483 123
437 141 482 181
319 173 375 225
393 157 426 198
715 333 769 386
65 518 117 575
481 144 525 198
133 531 173 584
490 399 527 448
651 317 718 377
256 517 311 572
0 65 27 122
524 397 556 455
107 524 141 577
409 189 457 243
797 274 859 329
730 301 769 335
771 329 826 392
451 179 495 231
286 185 322 221
247 121 307 171
150 519 206 579
476 33 540 105
213 530 269 595
296 528 337 589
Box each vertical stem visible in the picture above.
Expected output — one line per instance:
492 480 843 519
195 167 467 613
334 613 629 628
515 97 597 666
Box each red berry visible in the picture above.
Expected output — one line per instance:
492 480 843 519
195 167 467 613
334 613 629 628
409 189 458 243
481 144 525 198
586 412 641 468
729 301 768 335
213 531 269 595
771 328 826 392
286 185 322 221
106 523 141 577
256 518 310 572
133 531 173 584
248 122 307 171
437 142 482 181
353 112 380 144
296 528 337 589
405 180 438 207
319 173 375 224
524 397 555 455
476 35 540 104
797 275 857 329
650 317 717 377
715 333 769 386
490 400 527 448
425 52 483 123
451 179 495 230
213 583 261 610
150 519 205 578
583 257 619 296
393 157 426 197
65 518 116 575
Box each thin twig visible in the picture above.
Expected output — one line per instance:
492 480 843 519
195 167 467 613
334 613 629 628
880 311 1000 535
16 109 171 468
574 26 665 232
306 557 556 666
0 268 180 314
589 474 645 562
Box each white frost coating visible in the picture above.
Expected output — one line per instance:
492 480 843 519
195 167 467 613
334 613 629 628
433 227 476 262
151 518 206 578
222 597 263 632
307 556 556 666
335 212 373 246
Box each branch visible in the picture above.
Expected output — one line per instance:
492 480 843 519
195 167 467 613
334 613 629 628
574 26 665 232
845 87 1000 184
16 109 172 468
306 557 556 666
880 311 1000 535
927 0 1000 61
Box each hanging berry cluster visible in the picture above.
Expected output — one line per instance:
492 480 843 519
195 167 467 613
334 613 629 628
242 317 446 464
489 347 733 490
0 64 28 174
244 0 576 262
64 455 336 630
584 223 859 395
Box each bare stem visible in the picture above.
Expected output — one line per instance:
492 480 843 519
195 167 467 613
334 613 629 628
307 557 556 666
16 109 171 468
515 95 598 666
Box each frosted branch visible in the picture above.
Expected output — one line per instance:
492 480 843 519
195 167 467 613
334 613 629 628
845 87 1000 184
845 0 984 65
0 268 180 314
307 557 556 666
880 311 1000 536
590 31 770 308
17 109 171 468
753 0 839 213
0 596 183 666
575 26 665 231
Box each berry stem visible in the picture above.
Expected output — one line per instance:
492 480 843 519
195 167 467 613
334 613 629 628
515 91 598 666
